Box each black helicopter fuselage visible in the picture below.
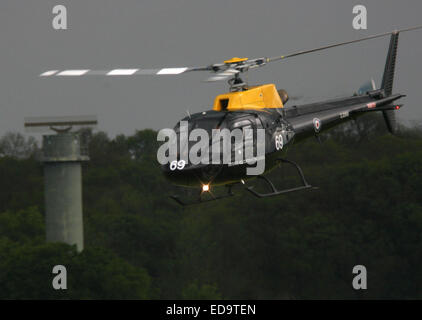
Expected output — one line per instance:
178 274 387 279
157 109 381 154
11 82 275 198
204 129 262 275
161 87 403 188
161 108 290 187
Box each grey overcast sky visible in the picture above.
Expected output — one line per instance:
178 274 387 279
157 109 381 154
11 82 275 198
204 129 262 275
1 0 422 137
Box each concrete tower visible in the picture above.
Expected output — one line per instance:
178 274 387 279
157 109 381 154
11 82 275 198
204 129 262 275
25 116 97 252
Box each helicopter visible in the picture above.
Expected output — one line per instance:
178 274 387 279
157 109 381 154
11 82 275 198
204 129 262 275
40 25 422 205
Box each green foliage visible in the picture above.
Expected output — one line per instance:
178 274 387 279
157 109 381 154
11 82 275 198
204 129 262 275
1 118 422 299
0 243 151 299
0 132 39 159
182 281 222 300
0 207 44 243
0 157 43 212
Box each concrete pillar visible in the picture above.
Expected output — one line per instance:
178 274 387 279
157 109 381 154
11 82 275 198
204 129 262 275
43 132 89 252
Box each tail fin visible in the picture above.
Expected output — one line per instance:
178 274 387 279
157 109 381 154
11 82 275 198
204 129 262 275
381 32 400 133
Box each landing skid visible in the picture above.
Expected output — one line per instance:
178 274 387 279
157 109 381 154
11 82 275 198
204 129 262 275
170 159 317 205
246 158 317 198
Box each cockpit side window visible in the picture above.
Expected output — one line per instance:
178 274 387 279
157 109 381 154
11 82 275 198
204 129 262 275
220 99 229 110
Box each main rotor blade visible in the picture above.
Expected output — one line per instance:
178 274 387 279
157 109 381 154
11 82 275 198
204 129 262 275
40 66 210 77
267 25 422 63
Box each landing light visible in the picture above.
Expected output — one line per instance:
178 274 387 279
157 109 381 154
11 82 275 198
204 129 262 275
202 184 210 192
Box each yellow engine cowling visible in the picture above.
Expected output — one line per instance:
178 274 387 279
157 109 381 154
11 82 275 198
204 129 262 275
212 84 284 112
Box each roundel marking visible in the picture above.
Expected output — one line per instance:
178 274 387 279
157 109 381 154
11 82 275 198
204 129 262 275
313 118 321 132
